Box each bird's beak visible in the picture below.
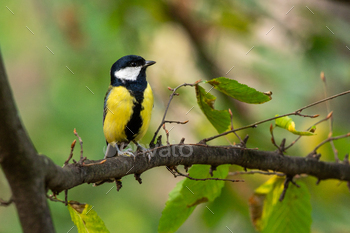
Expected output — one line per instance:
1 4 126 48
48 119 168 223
144 60 156 67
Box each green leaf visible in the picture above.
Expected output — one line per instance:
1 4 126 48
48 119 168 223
195 85 231 133
68 201 109 233
206 77 272 104
275 115 316 136
158 165 230 233
249 176 312 233
201 185 231 228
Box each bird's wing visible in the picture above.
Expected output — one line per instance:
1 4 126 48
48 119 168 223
103 86 114 145
103 85 113 126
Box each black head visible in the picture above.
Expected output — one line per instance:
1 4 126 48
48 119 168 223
110 55 155 84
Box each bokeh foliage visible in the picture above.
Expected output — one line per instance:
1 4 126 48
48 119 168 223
1 0 350 232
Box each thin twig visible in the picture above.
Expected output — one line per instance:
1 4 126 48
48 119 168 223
209 165 217 177
150 81 199 148
310 133 350 155
199 114 311 144
166 166 178 177
270 124 284 154
116 179 122 192
279 139 286 153
279 175 297 201
164 120 189 125
80 160 106 167
179 138 185 144
73 129 84 161
200 90 350 144
163 124 170 146
173 167 244 182
155 135 163 147
284 136 300 151
321 72 339 162
47 194 66 204
134 173 142 184
64 140 76 166
228 108 244 146
228 170 285 176
64 190 68 206
297 90 350 112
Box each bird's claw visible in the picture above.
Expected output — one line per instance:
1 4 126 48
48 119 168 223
132 142 151 161
118 149 135 158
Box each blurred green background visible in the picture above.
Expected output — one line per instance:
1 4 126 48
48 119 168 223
1 0 350 232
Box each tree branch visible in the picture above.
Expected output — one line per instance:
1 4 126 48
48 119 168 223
0 51 55 232
44 144 350 194
150 81 198 147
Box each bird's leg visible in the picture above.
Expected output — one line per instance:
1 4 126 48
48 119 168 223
135 142 147 152
118 142 135 157
104 143 117 159
120 142 133 153
104 143 135 158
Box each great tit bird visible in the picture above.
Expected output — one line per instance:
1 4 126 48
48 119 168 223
103 55 155 158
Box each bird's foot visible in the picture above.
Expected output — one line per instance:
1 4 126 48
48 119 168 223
134 142 152 161
118 148 135 158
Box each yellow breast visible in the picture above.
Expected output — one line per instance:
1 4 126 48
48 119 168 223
135 83 154 142
103 84 153 145
103 86 134 144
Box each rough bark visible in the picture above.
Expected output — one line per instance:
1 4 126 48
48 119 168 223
44 145 350 194
0 51 55 232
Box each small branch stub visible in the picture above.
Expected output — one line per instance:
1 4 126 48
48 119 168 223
116 179 122 191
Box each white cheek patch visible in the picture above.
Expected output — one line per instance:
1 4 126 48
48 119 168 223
114 66 142 81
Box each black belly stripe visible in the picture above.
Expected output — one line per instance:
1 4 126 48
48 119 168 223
125 91 144 141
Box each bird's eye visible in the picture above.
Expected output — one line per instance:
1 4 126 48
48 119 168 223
130 62 137 67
